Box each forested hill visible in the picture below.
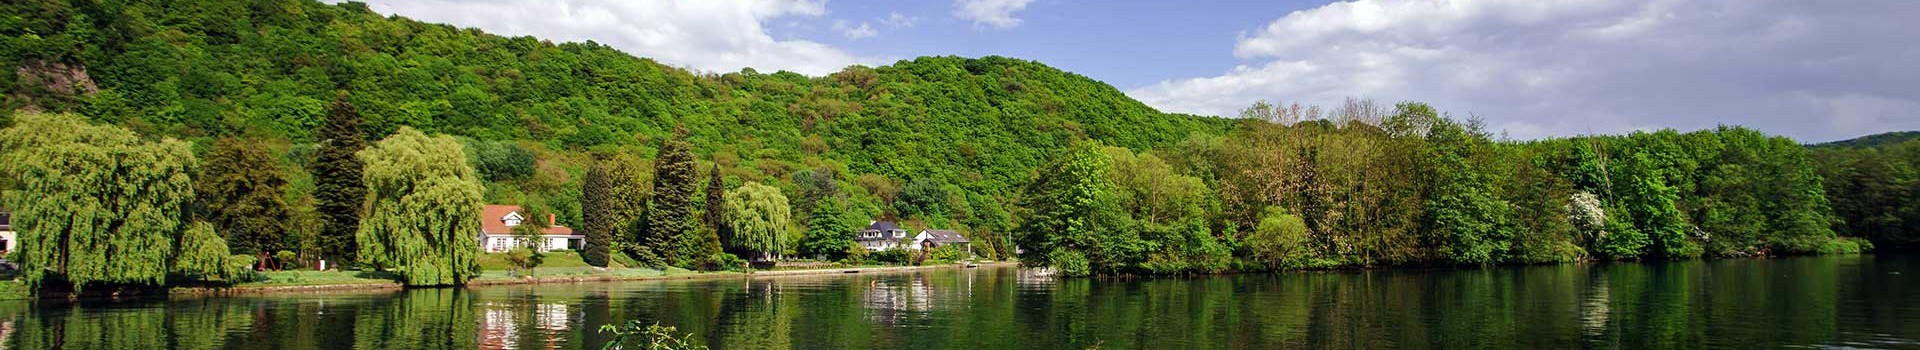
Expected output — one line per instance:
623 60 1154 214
1812 131 1920 149
0 0 1227 218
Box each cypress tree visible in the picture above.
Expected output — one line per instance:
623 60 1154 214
642 128 697 266
704 164 734 255
581 154 648 267
312 92 368 266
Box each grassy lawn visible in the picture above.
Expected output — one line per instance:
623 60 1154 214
471 265 698 281
236 270 401 287
475 251 596 270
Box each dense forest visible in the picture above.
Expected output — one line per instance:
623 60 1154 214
1 0 1914 284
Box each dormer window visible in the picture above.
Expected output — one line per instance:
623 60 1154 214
502 211 525 227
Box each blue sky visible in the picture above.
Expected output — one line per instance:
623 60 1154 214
346 0 1920 142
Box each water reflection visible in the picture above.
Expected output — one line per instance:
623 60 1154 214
0 255 1917 349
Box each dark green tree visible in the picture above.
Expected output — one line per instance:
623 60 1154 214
580 153 648 267
643 129 698 266
312 93 368 265
704 164 734 255
800 197 856 260
197 137 294 256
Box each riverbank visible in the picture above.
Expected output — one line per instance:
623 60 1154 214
0 261 1019 300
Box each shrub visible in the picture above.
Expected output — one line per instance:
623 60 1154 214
599 321 708 350
871 249 911 265
1048 250 1091 277
1818 237 1874 254
710 252 748 272
274 250 298 270
841 245 871 265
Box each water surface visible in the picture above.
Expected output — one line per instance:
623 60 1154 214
4 255 1919 349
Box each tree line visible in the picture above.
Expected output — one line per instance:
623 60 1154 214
1015 100 1878 276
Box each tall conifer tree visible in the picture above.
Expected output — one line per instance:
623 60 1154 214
642 128 697 266
312 92 368 265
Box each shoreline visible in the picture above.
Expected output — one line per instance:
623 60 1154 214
159 262 1021 298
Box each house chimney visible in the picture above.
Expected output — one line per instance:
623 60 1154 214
549 213 557 227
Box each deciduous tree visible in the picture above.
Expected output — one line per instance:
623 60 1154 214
356 127 484 286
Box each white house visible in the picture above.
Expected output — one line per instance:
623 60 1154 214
857 220 909 251
479 205 583 253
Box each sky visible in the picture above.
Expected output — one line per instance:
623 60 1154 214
338 0 1920 142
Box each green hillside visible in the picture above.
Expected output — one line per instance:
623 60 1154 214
1 0 1226 230
1812 131 1920 149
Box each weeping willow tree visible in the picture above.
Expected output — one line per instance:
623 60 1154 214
0 112 212 289
356 127 484 286
725 182 792 261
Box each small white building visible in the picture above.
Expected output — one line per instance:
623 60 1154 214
479 205 583 253
857 220 909 251
0 212 15 255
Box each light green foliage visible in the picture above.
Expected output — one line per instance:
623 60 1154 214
1014 143 1117 273
1422 117 1516 265
172 222 248 281
0 113 198 289
599 321 710 350
1242 207 1311 270
725 182 792 260
356 127 485 286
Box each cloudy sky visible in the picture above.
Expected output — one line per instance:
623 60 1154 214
341 0 1920 142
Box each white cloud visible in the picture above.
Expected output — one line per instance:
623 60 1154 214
340 0 869 75
881 12 919 28
953 0 1037 29
1129 0 1920 141
833 20 878 40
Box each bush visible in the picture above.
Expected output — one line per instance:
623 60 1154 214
1048 250 1090 277
274 250 298 270
1818 237 1874 254
710 253 748 272
504 248 545 276
599 321 709 350
927 246 964 262
841 245 871 265
870 249 910 265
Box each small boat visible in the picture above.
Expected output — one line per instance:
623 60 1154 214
965 262 979 268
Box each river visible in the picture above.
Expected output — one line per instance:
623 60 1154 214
2 254 1917 349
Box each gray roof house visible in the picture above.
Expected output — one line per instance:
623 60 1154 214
857 220 910 251
912 229 971 252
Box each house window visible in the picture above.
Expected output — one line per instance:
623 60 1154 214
893 230 904 238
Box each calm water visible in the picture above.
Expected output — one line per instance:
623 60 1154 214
3 255 1919 349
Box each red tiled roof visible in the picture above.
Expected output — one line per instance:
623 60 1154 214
481 204 575 236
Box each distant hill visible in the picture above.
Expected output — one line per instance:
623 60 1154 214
1811 131 1920 149
1 0 1231 224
